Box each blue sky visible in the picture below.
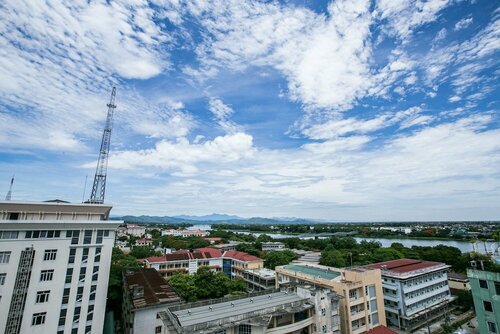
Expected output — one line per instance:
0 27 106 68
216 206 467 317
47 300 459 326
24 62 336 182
0 0 499 221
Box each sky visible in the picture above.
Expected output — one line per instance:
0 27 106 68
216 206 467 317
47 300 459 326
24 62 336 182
0 0 499 221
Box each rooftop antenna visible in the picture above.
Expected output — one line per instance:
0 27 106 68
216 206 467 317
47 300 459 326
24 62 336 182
88 87 116 204
5 175 14 200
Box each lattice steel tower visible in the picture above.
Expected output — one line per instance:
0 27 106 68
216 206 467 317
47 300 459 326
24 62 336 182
88 87 116 204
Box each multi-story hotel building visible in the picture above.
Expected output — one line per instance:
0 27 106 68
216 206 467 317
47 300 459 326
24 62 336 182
0 200 120 334
364 259 452 332
276 263 386 334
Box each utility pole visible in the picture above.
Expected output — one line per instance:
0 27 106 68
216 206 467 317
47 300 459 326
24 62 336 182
88 87 116 204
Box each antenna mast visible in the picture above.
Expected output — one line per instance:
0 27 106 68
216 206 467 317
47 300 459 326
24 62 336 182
5 175 14 200
88 87 116 204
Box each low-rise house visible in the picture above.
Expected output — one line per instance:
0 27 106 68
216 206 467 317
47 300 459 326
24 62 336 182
203 237 222 244
122 268 182 334
240 268 276 291
447 272 470 292
364 259 453 332
135 238 153 247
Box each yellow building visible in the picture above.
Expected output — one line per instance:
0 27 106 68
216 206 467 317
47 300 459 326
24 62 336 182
275 263 386 334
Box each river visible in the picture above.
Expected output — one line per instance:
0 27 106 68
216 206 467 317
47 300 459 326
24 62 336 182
225 229 499 254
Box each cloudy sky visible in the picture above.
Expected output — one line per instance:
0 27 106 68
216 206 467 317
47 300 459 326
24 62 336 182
0 0 499 221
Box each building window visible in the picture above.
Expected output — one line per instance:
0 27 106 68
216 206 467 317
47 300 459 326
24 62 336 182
155 326 162 334
321 308 326 316
479 280 488 289
76 287 84 302
68 248 76 264
0 251 11 263
83 230 92 244
484 301 493 312
94 248 101 263
322 325 327 333
62 288 70 304
488 322 497 333
66 230 80 244
0 231 19 239
0 273 5 285
495 282 500 295
85 325 92 334
238 324 251 334
65 268 73 284
32 312 46 325
36 290 50 303
59 309 67 326
79 267 87 282
87 305 94 321
43 249 57 261
349 290 357 299
89 285 96 301
8 212 19 220
26 230 60 239
40 269 54 281
73 306 81 322
92 266 99 281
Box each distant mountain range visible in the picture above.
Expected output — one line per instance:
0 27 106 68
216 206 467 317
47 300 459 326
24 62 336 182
110 214 324 225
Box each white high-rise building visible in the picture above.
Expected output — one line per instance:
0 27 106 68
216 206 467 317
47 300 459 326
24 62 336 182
0 200 121 334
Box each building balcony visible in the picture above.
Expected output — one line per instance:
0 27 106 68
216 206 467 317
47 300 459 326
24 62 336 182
403 277 447 294
266 316 313 334
384 293 400 302
352 324 367 334
349 297 366 305
351 310 366 320
405 286 449 307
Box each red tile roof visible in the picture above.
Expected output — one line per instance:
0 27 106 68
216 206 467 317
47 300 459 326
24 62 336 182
366 325 398 334
195 247 223 257
223 250 262 262
365 259 446 274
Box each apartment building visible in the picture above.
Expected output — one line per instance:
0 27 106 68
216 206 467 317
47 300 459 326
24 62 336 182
467 268 500 334
122 268 182 334
159 286 341 334
276 263 386 334
364 259 452 332
0 200 120 334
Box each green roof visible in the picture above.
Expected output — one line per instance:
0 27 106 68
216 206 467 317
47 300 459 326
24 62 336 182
283 264 341 280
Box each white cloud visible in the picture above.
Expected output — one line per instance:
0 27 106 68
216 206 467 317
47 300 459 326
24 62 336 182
208 98 241 133
454 17 474 31
0 0 177 151
449 95 461 102
375 0 451 41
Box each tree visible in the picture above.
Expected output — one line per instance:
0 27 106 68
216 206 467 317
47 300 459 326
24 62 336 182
107 248 140 315
129 246 157 259
185 237 210 249
264 250 297 269
237 243 261 256
320 249 346 268
455 290 474 310
168 273 198 302
368 248 404 263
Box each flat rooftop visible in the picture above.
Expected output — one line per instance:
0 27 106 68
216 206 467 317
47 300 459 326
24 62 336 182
172 291 305 327
282 264 341 280
247 268 276 280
